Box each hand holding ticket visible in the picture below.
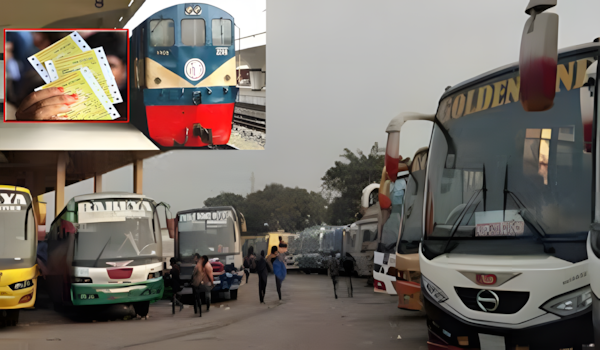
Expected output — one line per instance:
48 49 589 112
34 68 121 120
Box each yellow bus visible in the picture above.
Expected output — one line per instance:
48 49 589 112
0 186 39 327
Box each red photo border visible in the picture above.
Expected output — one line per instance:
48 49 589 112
3 28 130 123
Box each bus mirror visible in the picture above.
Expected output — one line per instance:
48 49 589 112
37 227 47 241
519 3 558 112
239 212 247 232
385 132 400 181
166 218 175 239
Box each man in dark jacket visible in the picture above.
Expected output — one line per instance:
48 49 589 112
255 250 270 304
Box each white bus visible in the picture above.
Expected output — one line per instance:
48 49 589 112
43 192 171 318
419 4 598 346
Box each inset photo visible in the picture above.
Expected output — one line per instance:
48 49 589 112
126 1 266 150
4 29 128 122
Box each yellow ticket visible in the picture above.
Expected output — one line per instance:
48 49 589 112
46 47 123 104
27 32 91 84
34 68 120 121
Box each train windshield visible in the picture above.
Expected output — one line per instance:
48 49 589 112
181 19 206 46
177 209 238 263
212 19 232 46
0 191 35 269
150 19 174 47
74 200 161 267
425 53 597 256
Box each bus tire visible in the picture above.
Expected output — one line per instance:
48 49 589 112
230 289 238 300
5 310 19 327
133 301 150 317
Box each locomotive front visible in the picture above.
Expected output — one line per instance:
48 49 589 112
133 3 238 148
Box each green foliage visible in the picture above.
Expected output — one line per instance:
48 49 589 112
321 143 384 225
203 184 327 234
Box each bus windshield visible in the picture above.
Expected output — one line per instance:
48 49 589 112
177 210 237 263
427 52 597 245
0 191 35 269
74 217 161 267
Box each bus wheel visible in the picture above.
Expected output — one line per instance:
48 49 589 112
230 290 238 300
133 301 150 317
3 310 19 327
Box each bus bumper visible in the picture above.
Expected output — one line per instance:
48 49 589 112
71 278 164 306
424 296 593 349
0 267 37 310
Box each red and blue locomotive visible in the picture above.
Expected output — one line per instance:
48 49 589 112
130 3 238 148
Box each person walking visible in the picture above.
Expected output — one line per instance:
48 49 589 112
266 246 285 301
343 253 356 298
243 246 256 284
328 252 340 299
192 254 214 316
255 250 270 304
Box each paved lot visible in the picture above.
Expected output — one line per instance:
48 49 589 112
0 272 428 350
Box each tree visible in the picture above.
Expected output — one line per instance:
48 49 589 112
321 143 384 225
203 192 245 212
203 184 328 234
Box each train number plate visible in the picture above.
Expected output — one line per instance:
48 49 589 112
216 48 228 56
157 50 170 56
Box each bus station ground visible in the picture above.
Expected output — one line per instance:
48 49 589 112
0 272 428 349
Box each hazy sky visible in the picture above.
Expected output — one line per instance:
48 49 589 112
43 0 600 224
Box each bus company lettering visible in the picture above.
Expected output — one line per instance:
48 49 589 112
0 193 27 204
0 193 27 210
78 200 152 212
563 271 587 285
179 210 232 222
438 58 595 124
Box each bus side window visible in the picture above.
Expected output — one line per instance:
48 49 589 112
212 19 232 46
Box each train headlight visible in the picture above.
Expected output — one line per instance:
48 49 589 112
422 275 448 303
193 5 201 14
185 6 193 15
541 285 592 317
9 279 33 290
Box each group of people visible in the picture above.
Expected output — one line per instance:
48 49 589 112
167 254 214 317
243 236 288 304
166 235 356 315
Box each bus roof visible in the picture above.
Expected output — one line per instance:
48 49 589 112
0 185 31 195
73 192 151 202
441 42 600 101
176 206 236 216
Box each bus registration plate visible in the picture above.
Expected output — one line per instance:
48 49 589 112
79 294 99 300
476 221 525 237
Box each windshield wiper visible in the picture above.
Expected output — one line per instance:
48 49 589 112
442 188 483 254
502 164 546 239
151 16 163 33
93 236 112 268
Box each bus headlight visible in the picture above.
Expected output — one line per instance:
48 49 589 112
148 271 162 279
9 280 33 290
541 286 592 317
422 275 448 303
72 277 93 283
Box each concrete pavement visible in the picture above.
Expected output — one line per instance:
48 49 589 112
0 272 428 349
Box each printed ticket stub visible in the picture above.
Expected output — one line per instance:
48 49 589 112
46 47 123 104
34 68 120 121
27 32 91 84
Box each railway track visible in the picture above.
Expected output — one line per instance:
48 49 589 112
233 114 266 132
